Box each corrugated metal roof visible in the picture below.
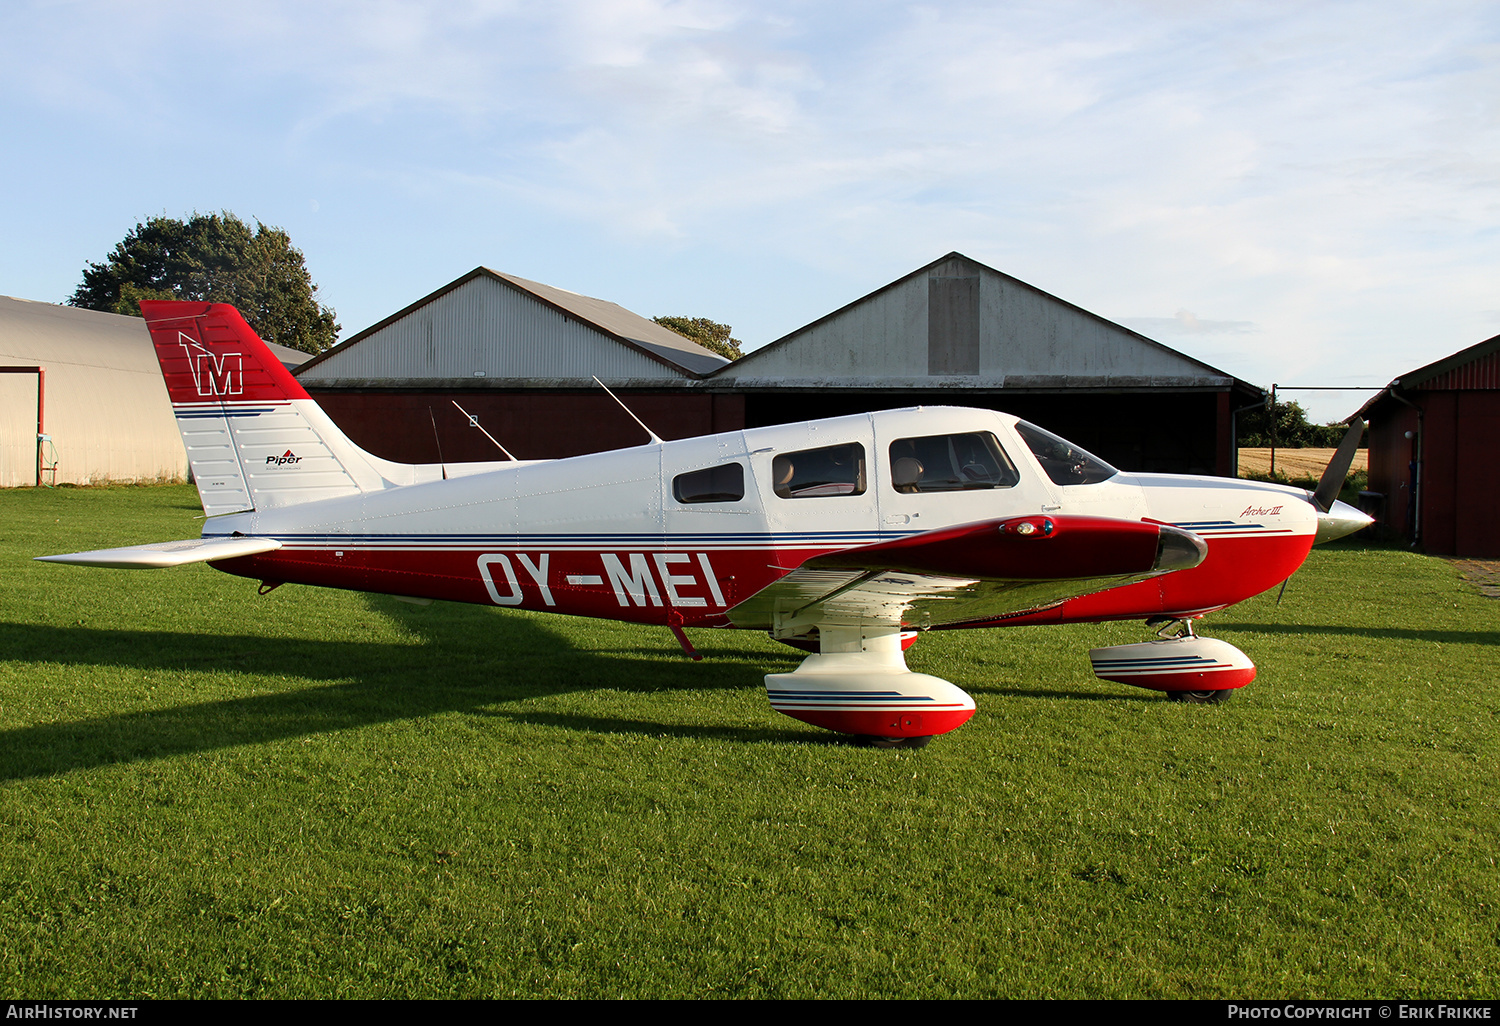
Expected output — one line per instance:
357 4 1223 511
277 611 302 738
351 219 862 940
1398 333 1500 391
1353 332 1500 420
493 272 729 376
297 268 729 386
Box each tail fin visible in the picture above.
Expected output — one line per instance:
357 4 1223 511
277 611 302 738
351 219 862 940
141 301 386 516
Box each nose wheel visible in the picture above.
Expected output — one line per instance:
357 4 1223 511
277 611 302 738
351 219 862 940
1166 688 1234 705
856 734 934 749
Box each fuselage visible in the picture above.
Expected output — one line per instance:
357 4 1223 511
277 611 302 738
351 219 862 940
203 406 1323 630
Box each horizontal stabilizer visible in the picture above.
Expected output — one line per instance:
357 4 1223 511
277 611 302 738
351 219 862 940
35 536 282 569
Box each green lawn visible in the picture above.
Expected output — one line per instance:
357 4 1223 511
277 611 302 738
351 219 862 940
1 484 1495 998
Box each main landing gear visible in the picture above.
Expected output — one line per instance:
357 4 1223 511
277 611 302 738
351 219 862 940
764 624 975 747
1088 616 1256 702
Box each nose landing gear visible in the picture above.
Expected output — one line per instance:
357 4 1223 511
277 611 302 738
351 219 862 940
1089 616 1255 702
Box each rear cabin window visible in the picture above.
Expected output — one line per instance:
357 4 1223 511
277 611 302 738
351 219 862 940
888 432 1020 493
772 443 866 498
673 462 745 503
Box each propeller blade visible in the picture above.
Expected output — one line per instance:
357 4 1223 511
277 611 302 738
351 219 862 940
1311 419 1365 513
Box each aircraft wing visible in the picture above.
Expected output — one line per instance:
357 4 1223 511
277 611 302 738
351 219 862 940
728 514 1205 632
35 536 282 569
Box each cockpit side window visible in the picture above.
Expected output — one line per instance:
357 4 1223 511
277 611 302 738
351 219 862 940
1013 421 1118 485
888 432 1020 493
673 462 745 503
772 443 866 498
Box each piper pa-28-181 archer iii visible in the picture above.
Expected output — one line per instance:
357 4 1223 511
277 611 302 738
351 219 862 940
39 301 1373 748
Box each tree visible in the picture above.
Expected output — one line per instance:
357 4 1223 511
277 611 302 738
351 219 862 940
1237 398 1360 448
653 315 743 361
70 212 339 354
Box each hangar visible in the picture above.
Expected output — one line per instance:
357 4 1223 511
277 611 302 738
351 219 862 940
1355 334 1500 557
294 255 1262 475
705 253 1260 476
0 296 308 489
295 267 733 463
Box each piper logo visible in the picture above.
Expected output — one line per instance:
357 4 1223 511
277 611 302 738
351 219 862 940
178 332 243 397
267 450 302 466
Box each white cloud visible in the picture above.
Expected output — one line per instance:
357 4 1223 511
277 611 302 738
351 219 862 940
1126 310 1259 336
3 0 1499 423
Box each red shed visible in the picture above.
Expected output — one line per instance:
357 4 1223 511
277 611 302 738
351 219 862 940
1354 334 1500 557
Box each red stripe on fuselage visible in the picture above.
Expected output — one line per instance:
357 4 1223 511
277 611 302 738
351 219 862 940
210 528 1312 631
211 545 818 628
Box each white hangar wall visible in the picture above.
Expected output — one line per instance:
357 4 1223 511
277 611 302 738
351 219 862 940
0 297 313 489
278 254 1255 475
706 253 1256 476
714 253 1232 390
293 267 733 464
0 297 187 488
296 268 728 387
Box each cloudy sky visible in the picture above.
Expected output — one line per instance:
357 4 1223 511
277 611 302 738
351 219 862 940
4 0 1497 422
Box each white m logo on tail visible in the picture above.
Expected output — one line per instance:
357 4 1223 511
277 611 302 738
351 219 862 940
178 332 243 397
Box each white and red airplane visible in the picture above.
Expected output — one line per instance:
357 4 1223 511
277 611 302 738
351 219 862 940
40 302 1372 747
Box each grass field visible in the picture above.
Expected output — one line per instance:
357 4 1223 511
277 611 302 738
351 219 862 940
1 484 1496 999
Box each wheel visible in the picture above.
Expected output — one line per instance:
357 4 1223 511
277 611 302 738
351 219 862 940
856 734 934 749
1166 689 1233 705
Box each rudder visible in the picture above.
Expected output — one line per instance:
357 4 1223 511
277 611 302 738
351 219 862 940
141 301 385 515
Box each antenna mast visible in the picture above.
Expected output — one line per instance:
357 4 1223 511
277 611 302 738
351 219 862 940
451 401 518 461
592 376 663 445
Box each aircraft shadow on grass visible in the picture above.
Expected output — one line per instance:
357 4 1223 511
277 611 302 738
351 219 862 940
966 684 1140 702
0 598 813 782
1219 622 1500 646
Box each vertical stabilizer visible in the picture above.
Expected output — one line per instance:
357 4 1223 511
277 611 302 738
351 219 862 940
141 301 384 516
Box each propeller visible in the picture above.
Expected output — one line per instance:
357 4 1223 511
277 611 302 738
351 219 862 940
1279 419 1371 605
1311 419 1365 513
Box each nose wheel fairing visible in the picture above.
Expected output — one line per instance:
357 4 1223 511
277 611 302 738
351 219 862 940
1089 634 1256 693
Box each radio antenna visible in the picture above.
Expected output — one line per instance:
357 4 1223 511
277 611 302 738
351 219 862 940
427 406 448 479
592 375 663 445
451 401 518 461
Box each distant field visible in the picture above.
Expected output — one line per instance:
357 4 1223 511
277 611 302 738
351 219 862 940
1238 447 1368 480
0 484 1495 999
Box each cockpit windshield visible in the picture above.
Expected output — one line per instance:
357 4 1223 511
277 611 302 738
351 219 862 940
1013 421 1118 486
